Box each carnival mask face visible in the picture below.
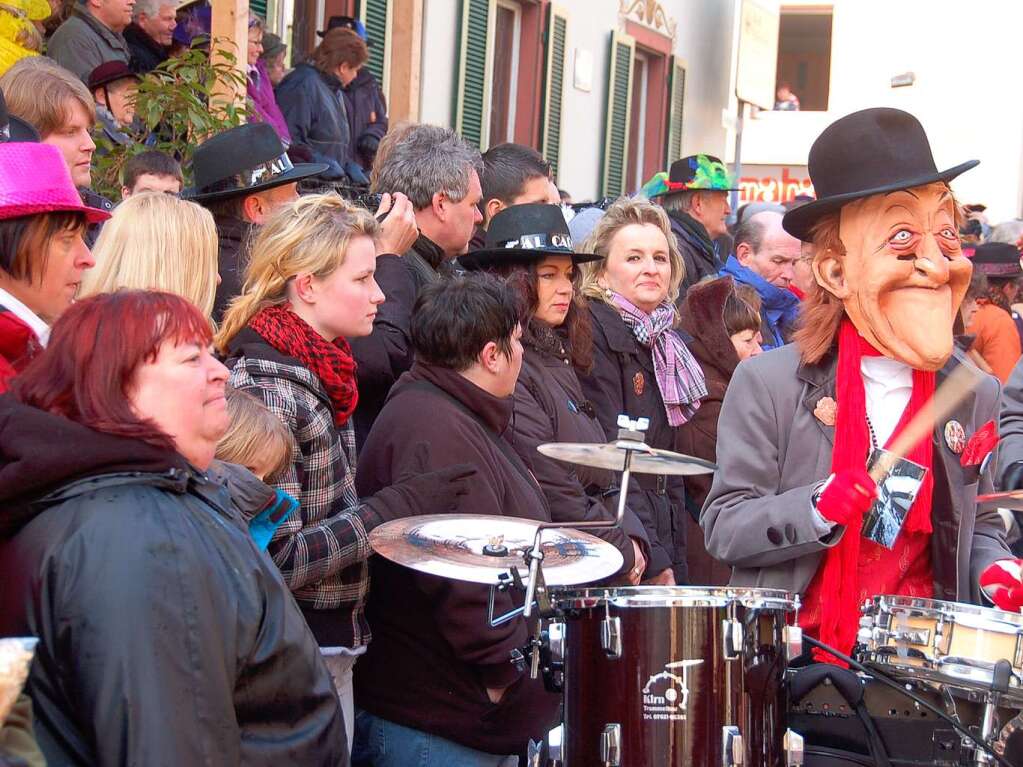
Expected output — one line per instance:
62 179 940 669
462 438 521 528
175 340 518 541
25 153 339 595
815 182 970 370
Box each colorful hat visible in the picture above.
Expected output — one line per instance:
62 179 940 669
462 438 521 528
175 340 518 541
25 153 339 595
782 108 978 242
644 154 739 197
970 242 1022 279
0 143 111 223
458 203 600 271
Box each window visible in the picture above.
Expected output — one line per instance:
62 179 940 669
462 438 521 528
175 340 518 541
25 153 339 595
489 0 522 147
540 5 569 181
626 50 650 194
774 6 833 111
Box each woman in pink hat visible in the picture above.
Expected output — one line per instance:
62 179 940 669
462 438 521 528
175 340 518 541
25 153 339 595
0 142 107 391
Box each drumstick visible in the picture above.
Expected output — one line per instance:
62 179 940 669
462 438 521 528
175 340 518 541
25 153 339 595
868 362 980 483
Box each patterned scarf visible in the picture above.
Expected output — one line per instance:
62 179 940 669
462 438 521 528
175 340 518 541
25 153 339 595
816 319 935 659
247 303 359 426
610 292 707 425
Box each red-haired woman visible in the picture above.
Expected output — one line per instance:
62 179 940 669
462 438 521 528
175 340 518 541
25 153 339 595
0 291 347 765
0 142 105 390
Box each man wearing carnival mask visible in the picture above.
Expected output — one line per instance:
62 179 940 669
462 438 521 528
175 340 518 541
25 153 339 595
702 108 1016 657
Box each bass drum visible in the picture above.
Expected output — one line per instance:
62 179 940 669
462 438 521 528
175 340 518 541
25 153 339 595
550 586 801 767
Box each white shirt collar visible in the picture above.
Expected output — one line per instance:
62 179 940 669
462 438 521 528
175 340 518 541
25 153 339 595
0 287 50 346
860 355 913 392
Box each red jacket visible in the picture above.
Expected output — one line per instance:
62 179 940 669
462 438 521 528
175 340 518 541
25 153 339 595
0 308 41 393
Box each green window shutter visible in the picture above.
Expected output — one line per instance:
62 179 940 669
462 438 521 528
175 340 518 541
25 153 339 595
600 31 635 198
665 58 686 165
249 0 267 21
454 0 495 150
358 0 392 94
540 5 568 183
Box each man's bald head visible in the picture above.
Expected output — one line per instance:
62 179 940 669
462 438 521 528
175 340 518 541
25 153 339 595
734 210 802 288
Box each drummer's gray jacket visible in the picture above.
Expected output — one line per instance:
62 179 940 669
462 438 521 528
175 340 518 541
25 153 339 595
702 342 1010 604
997 357 1023 490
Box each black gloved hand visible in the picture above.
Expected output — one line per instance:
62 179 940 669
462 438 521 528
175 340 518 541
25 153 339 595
363 464 477 528
357 133 380 158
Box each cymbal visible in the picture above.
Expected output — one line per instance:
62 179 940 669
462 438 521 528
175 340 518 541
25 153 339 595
538 441 716 476
977 489 1023 511
369 514 624 586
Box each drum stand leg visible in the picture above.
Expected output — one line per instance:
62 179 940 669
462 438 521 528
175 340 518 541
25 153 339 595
975 659 1012 767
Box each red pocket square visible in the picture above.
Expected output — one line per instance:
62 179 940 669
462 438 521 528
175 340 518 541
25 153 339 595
961 420 999 468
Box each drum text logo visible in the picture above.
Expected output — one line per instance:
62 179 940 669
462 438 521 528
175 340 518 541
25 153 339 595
641 660 702 721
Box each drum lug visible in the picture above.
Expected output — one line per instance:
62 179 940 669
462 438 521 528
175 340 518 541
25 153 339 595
783 624 803 659
722 618 744 660
546 724 564 764
784 728 804 767
722 725 744 766
600 722 622 766
548 621 565 663
601 615 622 659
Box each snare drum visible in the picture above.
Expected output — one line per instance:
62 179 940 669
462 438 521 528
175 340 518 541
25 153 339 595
858 595 1023 703
547 586 802 766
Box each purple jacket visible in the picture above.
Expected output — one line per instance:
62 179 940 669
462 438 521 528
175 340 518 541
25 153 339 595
248 61 291 145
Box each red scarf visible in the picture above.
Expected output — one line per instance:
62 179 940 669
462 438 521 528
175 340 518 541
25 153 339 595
816 320 935 657
247 304 359 426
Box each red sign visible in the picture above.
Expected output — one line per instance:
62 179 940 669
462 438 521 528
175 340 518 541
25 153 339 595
738 166 815 205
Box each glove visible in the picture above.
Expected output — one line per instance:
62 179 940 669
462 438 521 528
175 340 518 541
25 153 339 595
357 133 380 159
363 464 477 528
815 468 876 527
980 559 1023 612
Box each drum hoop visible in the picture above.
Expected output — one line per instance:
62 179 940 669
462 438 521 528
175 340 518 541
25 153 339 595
868 594 1023 634
553 585 797 611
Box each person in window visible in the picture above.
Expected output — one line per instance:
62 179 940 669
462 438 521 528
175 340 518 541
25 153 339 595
774 82 800 111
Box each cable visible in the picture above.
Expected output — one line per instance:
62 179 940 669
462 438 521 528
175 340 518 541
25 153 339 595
801 635 1014 767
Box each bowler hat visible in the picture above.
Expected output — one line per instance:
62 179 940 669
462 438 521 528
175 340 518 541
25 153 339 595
782 108 978 242
316 15 371 44
459 203 600 271
0 143 110 223
87 61 139 92
970 241 1022 279
184 123 327 202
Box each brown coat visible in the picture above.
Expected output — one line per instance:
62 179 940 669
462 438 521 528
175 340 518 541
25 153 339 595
675 278 738 585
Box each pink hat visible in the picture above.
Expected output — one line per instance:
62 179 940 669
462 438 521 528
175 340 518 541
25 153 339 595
0 143 110 224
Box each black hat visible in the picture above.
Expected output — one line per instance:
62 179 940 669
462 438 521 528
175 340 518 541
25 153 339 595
782 108 978 242
971 242 1022 278
184 123 327 202
0 90 38 143
87 61 139 91
459 203 601 271
663 153 739 193
316 15 371 44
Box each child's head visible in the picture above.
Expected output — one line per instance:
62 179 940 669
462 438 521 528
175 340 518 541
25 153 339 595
724 283 763 361
216 388 292 481
120 150 183 198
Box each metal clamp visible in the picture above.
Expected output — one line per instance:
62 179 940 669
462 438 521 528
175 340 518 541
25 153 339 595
602 614 623 659
783 624 803 660
600 723 622 766
722 725 744 766
722 618 743 660
784 729 804 767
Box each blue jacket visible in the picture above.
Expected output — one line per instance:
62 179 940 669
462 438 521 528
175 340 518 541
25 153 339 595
721 255 800 350
276 62 351 178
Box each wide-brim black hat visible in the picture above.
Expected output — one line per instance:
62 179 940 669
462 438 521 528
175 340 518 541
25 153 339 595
782 108 978 242
458 203 601 271
184 123 327 202
971 241 1022 278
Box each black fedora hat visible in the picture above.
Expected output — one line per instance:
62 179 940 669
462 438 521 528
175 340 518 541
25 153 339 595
458 203 601 271
316 15 371 45
782 108 978 242
184 123 328 202
971 241 1022 279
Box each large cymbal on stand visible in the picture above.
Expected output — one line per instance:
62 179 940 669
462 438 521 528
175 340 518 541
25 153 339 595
369 514 624 586
538 440 716 476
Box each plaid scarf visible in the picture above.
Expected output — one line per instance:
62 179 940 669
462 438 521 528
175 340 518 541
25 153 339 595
247 303 359 426
610 292 706 425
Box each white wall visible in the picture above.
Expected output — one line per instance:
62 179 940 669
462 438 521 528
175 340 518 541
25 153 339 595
418 0 460 127
741 0 1023 223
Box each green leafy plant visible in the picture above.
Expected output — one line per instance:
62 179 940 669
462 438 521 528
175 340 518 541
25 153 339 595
91 39 251 200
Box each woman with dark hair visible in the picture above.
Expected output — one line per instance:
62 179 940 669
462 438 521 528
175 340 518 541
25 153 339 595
578 197 707 585
459 203 650 583
0 290 346 765
0 142 104 390
675 276 762 585
276 27 369 181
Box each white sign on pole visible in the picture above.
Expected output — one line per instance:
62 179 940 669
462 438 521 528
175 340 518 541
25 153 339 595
735 0 780 110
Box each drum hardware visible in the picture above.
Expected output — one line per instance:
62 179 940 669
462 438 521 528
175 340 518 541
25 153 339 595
599 723 622 767
784 729 805 767
723 615 744 660
722 725 744 766
601 606 622 659
785 624 805 659
546 724 564 766
803 634 1016 767
976 659 1012 767
527 739 544 767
